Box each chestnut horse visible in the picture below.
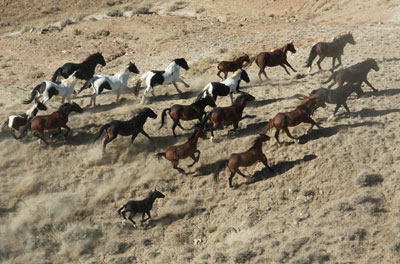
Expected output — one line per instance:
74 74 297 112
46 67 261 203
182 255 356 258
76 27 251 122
214 134 273 188
217 54 250 80
263 95 325 144
14 102 84 144
306 33 356 73
202 93 255 141
156 124 206 174
160 96 216 137
93 108 157 152
248 42 297 81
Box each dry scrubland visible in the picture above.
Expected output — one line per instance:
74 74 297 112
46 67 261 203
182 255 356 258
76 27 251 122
1 0 400 263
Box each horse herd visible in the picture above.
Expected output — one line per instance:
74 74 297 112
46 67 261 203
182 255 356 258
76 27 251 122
3 32 381 226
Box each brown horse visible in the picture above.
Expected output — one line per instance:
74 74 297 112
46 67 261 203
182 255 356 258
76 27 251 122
156 125 207 174
202 93 255 141
306 33 356 73
217 54 250 80
214 134 273 188
160 96 216 137
263 95 325 144
248 42 297 81
14 102 84 144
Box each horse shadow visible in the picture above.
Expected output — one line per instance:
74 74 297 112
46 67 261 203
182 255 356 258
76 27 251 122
246 154 318 185
247 97 284 108
195 160 224 176
363 88 400 98
0 129 14 143
353 108 400 118
146 207 206 228
234 120 269 138
145 91 198 104
83 98 137 114
298 121 383 144
51 123 101 147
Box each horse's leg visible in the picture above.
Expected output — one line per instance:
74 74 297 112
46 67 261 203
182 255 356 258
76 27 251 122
61 95 66 104
342 102 351 113
178 78 190 88
258 70 263 82
172 160 185 174
261 67 269 80
303 116 322 133
331 57 336 72
33 131 49 145
217 70 223 80
128 212 137 227
261 154 273 171
121 210 128 220
317 56 325 72
333 104 341 116
228 172 236 188
335 56 342 69
280 64 291 75
284 61 297 72
141 211 151 225
172 121 178 137
229 93 234 104
130 132 139 143
283 127 297 140
62 124 71 137
141 88 149 104
237 169 251 178
172 81 183 94
364 79 378 91
188 150 200 167
103 134 117 152
140 129 153 141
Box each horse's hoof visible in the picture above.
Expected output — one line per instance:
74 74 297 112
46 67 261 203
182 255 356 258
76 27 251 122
210 136 214 143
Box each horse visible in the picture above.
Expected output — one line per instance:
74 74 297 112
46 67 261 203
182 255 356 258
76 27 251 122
306 33 356 73
263 95 325 144
78 62 139 106
248 42 297 81
138 58 190 104
93 108 157 152
156 124 207 174
217 54 250 80
3 101 47 132
323 58 379 91
202 92 255 141
14 102 84 144
160 96 216 137
117 189 165 228
311 83 363 116
51 52 106 82
196 69 250 104
214 134 273 188
23 71 78 105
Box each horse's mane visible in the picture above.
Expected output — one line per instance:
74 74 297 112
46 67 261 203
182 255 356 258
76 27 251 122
58 103 71 111
250 135 264 149
333 33 352 42
233 92 250 104
230 69 242 80
85 52 102 62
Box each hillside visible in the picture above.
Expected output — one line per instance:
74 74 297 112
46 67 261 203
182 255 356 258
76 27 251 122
1 0 400 263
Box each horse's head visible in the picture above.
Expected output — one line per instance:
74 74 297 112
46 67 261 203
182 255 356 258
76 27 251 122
346 33 356 45
259 133 271 143
191 123 207 140
286 42 297 54
240 69 250 83
235 92 255 105
366 58 379 71
142 107 157 119
174 58 189 70
204 95 217 107
95 52 107 66
151 189 165 199
128 62 140 74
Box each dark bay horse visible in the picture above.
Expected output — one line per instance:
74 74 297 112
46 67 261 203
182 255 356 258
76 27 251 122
118 189 165 228
93 108 157 152
214 134 273 188
263 95 325 144
306 33 356 73
51 52 106 82
156 124 207 174
249 42 297 81
217 54 250 80
202 93 255 141
311 83 363 116
160 96 216 137
14 102 84 144
323 58 379 91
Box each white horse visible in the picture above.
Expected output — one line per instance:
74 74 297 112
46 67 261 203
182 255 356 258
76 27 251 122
82 62 139 107
196 69 250 104
138 58 190 104
23 71 78 105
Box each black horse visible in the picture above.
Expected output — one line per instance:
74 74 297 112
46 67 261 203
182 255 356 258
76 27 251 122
93 107 157 152
117 189 165 227
51 52 106 82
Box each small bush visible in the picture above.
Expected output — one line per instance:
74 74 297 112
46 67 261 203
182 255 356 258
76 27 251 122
341 227 366 241
391 240 400 253
108 9 123 17
234 249 257 263
355 170 383 187
187 57 217 77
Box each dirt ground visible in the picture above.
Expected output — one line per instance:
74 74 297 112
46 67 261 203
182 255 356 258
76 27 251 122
1 0 400 263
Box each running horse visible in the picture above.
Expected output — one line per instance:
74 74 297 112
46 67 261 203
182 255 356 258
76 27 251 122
306 33 356 73
263 95 325 144
248 42 297 81
214 134 273 188
217 54 250 80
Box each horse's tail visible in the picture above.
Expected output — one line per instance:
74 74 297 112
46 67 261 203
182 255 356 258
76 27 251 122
23 83 42 104
160 108 171 129
263 119 274 134
247 55 257 67
214 160 228 183
78 78 94 94
51 67 62 82
306 44 317 68
93 124 110 143
117 203 127 217
155 152 166 160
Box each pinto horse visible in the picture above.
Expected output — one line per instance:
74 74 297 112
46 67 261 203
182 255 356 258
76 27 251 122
3 101 47 132
197 69 250 104
156 124 207 174
118 189 165 228
306 33 356 73
51 52 106 82
214 134 273 188
160 96 216 137
79 62 140 106
202 92 255 141
14 102 84 144
93 107 157 152
249 42 297 81
217 54 250 80
138 58 190 104
23 71 78 105
263 95 325 144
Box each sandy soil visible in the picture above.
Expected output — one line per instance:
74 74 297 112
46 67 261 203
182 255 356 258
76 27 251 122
1 0 400 263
